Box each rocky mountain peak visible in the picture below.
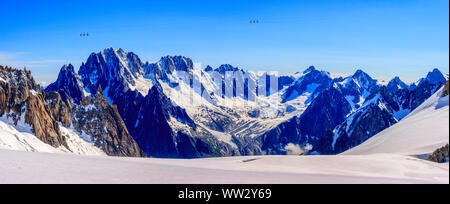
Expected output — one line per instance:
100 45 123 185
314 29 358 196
303 66 316 74
71 88 145 157
45 64 85 104
443 80 449 97
204 65 213 72
350 69 378 96
159 56 194 73
1 65 69 150
387 76 408 94
96 85 103 95
353 69 373 81
215 64 240 75
425 68 446 85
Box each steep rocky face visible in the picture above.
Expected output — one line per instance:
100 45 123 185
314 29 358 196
44 64 145 157
256 116 303 154
299 87 353 141
387 76 408 94
0 65 68 149
254 86 353 155
424 68 447 85
277 76 295 90
78 47 144 96
324 87 399 154
427 144 449 163
282 66 333 103
442 80 449 97
331 103 397 154
159 56 194 73
44 91 72 127
131 83 237 158
394 69 447 112
45 64 86 104
131 84 191 157
351 69 378 97
69 87 145 157
334 70 380 106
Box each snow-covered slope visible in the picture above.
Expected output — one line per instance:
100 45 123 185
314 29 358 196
0 117 57 153
0 116 105 156
344 87 449 156
0 149 447 184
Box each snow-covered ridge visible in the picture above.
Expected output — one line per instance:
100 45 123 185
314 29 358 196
344 86 449 156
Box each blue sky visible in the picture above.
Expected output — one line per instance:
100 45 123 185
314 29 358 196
0 0 448 84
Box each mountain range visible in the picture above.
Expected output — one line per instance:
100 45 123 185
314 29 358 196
1 47 448 158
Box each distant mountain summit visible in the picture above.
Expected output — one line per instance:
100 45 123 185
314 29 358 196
45 64 86 104
425 68 447 85
387 77 408 94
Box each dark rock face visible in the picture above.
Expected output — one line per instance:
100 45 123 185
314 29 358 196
299 87 353 140
131 84 191 157
130 83 237 158
70 87 145 157
44 63 145 157
425 68 447 85
45 64 85 104
324 87 399 154
332 104 397 154
78 47 143 96
160 56 194 73
443 80 449 97
277 76 295 90
256 116 303 154
387 77 408 94
282 67 333 103
0 66 68 149
44 91 72 127
394 69 447 112
427 144 449 163
213 64 241 75
338 69 380 102
254 86 353 155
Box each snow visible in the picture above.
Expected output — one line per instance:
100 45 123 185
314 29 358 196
81 104 97 112
0 150 447 184
329 73 349 79
377 80 389 86
29 89 39 96
59 126 106 156
2 90 447 184
128 76 154 96
392 109 410 120
0 114 105 156
2 50 448 183
344 87 449 156
0 117 57 153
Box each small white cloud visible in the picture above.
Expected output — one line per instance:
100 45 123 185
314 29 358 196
284 143 312 155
